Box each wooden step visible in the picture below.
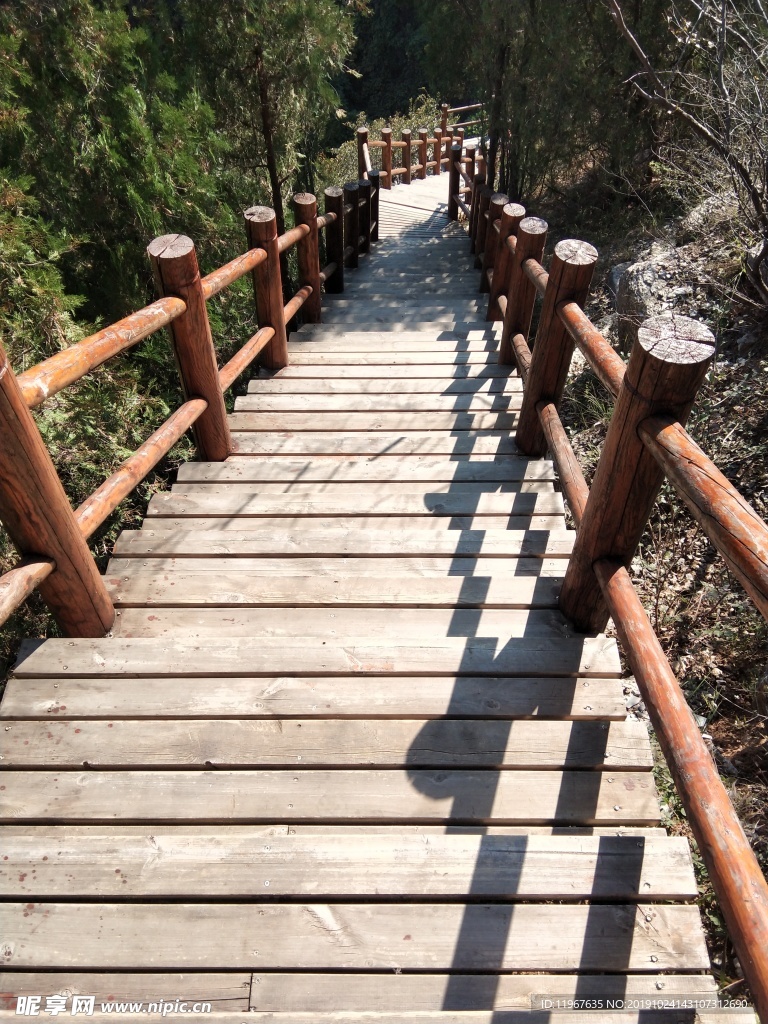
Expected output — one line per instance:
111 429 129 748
114 527 571 557
0 833 692 898
0 674 626 720
137 515 568 532
0 718 652 770
233 394 522 413
147 488 564 518
11 635 622 678
0 902 706 970
245 377 520 394
175 457 550 484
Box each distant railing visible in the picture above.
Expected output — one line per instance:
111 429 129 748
448 151 768 1020
356 101 482 188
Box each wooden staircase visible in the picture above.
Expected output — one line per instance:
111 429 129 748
0 175 725 1019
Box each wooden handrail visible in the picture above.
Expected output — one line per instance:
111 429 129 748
201 247 267 300
447 102 483 114
277 222 310 254
451 152 768 1007
283 283 313 323
219 326 275 392
74 398 208 540
17 297 186 409
0 558 55 630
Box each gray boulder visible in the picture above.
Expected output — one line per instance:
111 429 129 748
616 243 680 352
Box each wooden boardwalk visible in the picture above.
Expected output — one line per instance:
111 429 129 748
0 176 722 1019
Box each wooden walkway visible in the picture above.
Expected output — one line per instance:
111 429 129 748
0 176 722 1019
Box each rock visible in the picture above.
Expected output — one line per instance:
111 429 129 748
677 193 738 244
616 246 681 351
607 261 633 304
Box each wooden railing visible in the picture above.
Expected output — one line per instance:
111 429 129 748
356 102 481 188
449 154 768 1020
0 176 385 636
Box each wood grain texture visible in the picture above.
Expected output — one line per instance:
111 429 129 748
0 834 691 898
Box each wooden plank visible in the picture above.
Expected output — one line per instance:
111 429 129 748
268 365 512 378
0 834 692 899
246 974 720 1013
229 433 524 456
0 675 626 721
176 458 553 484
1 1012 748 1024
170 481 552 497
12 635 622 678
227 412 520 432
1 719 652 770
245 377 522 394
146 490 564 518
109 606 576 639
105 573 564 609
0 769 659 825
292 322 495 334
0 972 718 1013
136 515 568 532
105 558 569 579
0 974 250 1012
287 352 500 364
0 903 706 970
233 394 523 413
114 528 572 558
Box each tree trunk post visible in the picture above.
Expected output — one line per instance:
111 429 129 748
473 186 493 268
293 192 321 323
498 216 548 366
480 192 508 293
401 129 412 185
447 143 461 221
381 128 393 191
0 342 115 637
418 129 428 178
515 239 598 456
468 171 486 254
559 314 715 633
434 129 443 174
343 181 360 269
369 170 380 244
487 202 525 320
323 186 344 294
357 126 369 180
243 207 289 371
358 178 372 255
148 234 232 458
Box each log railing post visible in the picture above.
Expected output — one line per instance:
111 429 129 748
401 129 412 185
515 239 598 455
456 127 465 151
559 314 715 633
434 129 443 174
469 170 486 254
293 192 321 323
381 128 392 191
323 186 344 294
480 192 508 293
487 202 525 320
465 144 476 188
357 126 369 179
358 178 372 255
0 341 115 637
343 181 360 269
369 170 380 244
473 186 492 267
441 103 449 135
447 143 461 221
418 129 428 178
148 234 232 458
499 216 548 366
243 207 289 371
